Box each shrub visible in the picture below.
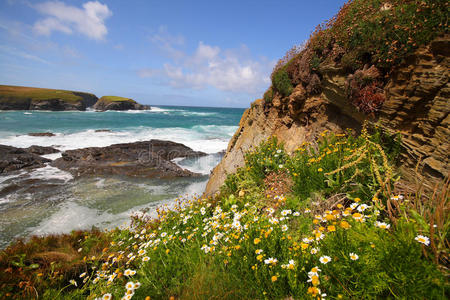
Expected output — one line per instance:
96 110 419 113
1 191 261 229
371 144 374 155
263 87 273 103
272 67 294 98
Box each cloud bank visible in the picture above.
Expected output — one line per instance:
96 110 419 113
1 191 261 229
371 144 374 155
140 27 273 95
33 1 112 40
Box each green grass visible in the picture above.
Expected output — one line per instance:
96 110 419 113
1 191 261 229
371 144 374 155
1 128 447 299
0 85 94 103
99 96 136 103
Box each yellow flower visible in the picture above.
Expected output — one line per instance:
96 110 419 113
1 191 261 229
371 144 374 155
256 254 263 261
271 275 278 282
318 168 323 172
327 225 336 232
254 237 261 245
354 198 361 203
166 249 170 254
340 221 351 229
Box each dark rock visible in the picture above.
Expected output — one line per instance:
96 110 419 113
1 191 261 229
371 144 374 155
51 140 206 178
28 132 55 137
95 129 112 132
24 145 60 155
0 145 50 174
93 96 151 111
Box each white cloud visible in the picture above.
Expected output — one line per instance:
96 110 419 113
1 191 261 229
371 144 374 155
33 1 112 40
149 25 185 60
163 41 272 94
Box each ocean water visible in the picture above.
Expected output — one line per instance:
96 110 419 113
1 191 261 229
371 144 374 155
0 106 244 248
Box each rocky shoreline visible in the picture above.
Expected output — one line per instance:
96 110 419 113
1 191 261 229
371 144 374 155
1 139 206 178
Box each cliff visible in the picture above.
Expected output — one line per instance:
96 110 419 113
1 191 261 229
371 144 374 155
93 96 150 111
0 85 98 111
206 35 449 195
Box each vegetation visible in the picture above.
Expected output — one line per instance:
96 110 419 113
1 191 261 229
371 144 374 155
264 0 448 112
0 85 94 103
99 96 136 103
1 127 448 299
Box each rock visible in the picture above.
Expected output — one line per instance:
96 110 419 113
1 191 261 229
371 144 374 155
95 129 112 132
28 132 55 137
51 140 206 178
93 96 150 111
24 145 60 155
0 145 51 174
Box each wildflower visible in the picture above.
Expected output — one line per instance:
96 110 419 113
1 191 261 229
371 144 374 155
271 275 278 282
255 249 263 254
375 221 390 229
350 203 359 210
349 253 359 260
318 168 323 172
352 213 364 222
102 294 112 300
254 238 261 245
134 282 141 289
390 195 404 201
293 211 300 216
310 248 318 255
160 232 167 238
354 197 361 202
69 279 77 286
79 272 86 278
256 254 264 261
357 204 370 212
307 286 321 297
281 224 288 232
200 207 206 215
415 235 430 246
340 220 351 229
264 257 278 265
142 256 150 262
304 208 311 213
124 269 136 277
281 209 292 216
319 255 331 264
278 164 283 169
126 281 135 290
327 225 336 232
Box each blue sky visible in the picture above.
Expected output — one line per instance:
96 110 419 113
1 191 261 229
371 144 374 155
0 0 346 107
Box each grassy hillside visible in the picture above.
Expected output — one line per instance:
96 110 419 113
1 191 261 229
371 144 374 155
99 96 136 103
0 128 447 299
0 85 95 103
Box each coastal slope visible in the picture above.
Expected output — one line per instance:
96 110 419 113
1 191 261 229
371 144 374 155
0 85 98 111
206 7 449 195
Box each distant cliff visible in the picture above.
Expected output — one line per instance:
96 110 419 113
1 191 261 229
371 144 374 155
0 85 98 111
206 1 448 195
93 96 150 111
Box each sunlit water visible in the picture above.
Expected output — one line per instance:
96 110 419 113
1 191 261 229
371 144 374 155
0 106 244 248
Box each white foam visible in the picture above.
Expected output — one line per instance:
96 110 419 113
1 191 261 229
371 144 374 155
24 112 32 115
28 165 73 183
41 152 62 160
31 201 115 235
0 125 237 154
174 154 223 175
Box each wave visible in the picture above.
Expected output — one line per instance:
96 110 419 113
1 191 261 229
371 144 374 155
0 125 237 154
28 165 73 183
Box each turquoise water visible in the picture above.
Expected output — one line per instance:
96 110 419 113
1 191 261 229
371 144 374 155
0 106 244 248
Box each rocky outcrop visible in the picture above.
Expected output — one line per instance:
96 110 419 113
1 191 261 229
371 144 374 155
51 140 206 178
205 35 449 195
28 132 55 137
93 96 150 111
24 145 60 156
0 145 51 174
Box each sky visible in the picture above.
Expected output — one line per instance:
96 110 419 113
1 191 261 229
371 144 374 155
0 0 346 107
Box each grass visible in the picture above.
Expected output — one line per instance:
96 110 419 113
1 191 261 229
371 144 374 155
99 96 136 103
0 85 95 103
1 126 447 299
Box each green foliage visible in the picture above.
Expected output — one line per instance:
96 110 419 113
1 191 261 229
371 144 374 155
263 87 273 103
99 96 136 103
272 67 293 98
309 55 321 70
310 0 448 70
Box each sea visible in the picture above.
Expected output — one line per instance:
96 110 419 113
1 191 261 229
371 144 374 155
0 106 244 248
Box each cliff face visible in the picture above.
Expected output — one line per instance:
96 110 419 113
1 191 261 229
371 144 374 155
205 36 449 195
